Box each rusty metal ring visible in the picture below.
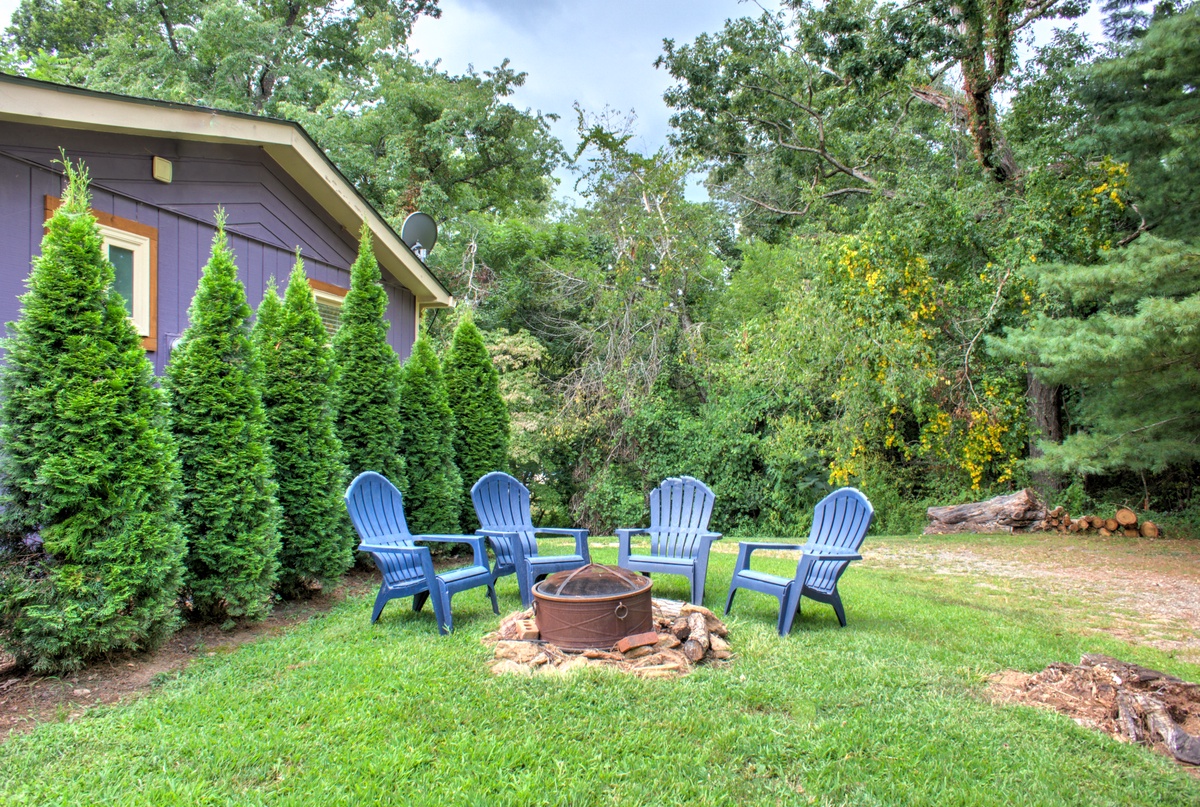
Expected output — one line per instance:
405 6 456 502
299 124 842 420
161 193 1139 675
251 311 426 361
614 602 628 619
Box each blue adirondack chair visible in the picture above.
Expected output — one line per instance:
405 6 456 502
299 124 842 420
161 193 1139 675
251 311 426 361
471 471 590 608
616 476 721 606
345 471 498 635
725 487 873 635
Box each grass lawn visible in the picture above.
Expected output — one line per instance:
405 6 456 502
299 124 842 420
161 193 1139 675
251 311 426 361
2 535 1198 806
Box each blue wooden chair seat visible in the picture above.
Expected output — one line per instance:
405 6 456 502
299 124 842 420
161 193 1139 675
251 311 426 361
345 472 499 635
617 476 721 606
471 472 591 608
725 488 873 635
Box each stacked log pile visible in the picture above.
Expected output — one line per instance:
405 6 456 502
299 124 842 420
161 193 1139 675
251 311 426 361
991 655 1200 766
485 598 732 678
1039 506 1161 538
924 489 1163 538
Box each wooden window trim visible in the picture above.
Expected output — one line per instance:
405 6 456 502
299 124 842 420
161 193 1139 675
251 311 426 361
45 196 158 351
307 277 349 299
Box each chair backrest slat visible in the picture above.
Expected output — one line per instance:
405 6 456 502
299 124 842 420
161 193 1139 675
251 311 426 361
646 476 716 560
472 472 538 563
803 487 873 593
345 472 422 583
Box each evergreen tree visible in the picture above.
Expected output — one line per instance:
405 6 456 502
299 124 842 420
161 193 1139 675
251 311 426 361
444 315 509 530
398 335 462 535
165 212 280 623
0 161 184 673
994 237 1200 475
254 261 352 596
332 225 406 489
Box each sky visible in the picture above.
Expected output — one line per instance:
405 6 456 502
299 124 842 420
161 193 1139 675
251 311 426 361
406 0 782 158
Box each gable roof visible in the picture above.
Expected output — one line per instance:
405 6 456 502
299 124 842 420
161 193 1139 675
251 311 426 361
0 72 452 308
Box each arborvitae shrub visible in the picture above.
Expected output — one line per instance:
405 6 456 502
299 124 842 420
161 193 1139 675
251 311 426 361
444 315 510 530
0 161 184 673
165 213 280 623
332 225 406 491
254 262 352 596
398 335 462 536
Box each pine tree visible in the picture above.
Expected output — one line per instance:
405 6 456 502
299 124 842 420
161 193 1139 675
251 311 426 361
444 315 510 530
398 335 462 535
0 160 184 673
332 225 406 490
254 261 352 596
994 237 1200 475
165 212 280 623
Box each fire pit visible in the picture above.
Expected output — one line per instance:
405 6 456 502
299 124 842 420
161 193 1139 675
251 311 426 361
532 564 653 649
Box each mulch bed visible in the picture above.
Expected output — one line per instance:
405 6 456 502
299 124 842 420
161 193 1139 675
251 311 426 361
0 568 378 742
991 654 1200 767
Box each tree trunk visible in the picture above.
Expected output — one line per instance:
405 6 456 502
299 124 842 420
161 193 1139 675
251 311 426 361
1026 371 1063 496
925 489 1046 534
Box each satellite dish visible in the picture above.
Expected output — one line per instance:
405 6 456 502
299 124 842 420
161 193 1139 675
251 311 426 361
400 212 438 261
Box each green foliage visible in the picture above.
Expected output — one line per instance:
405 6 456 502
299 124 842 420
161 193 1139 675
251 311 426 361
332 225 406 489
0 161 184 673
1078 4 1200 239
444 316 509 531
164 213 280 623
254 263 351 597
994 237 1200 474
397 335 461 535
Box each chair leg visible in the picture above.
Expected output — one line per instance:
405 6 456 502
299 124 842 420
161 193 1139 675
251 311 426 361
724 584 737 615
370 587 390 623
778 585 802 636
413 590 429 613
830 590 847 627
487 583 499 615
431 581 451 635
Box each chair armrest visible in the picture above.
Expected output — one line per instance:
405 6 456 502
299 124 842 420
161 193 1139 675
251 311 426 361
532 527 587 539
413 534 490 569
731 541 805 575
801 550 862 563
615 528 648 565
357 542 427 556
535 527 590 561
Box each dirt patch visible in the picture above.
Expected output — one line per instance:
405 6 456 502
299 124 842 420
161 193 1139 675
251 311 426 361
0 569 377 743
867 535 1200 661
991 654 1200 768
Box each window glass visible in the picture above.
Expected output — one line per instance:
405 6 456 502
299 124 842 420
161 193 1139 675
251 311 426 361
315 299 342 337
109 244 135 316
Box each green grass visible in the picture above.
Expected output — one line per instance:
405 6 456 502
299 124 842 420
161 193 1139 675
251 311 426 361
2 537 1198 806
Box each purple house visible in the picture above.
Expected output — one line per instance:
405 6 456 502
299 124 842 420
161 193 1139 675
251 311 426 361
0 73 452 370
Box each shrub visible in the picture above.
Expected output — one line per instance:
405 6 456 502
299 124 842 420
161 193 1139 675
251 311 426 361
0 160 184 672
332 225 406 489
165 212 280 623
444 316 509 530
254 262 351 597
398 335 462 535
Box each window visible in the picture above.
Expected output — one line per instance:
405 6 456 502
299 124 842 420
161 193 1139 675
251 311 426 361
45 197 158 350
308 278 348 339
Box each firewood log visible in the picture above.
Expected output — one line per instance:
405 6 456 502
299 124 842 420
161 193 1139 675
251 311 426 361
1099 528 1112 537
1140 521 1160 538
924 489 1046 534
1115 508 1138 527
1104 518 1118 531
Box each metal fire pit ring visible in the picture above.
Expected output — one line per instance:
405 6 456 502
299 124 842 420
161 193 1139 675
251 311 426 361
532 564 653 650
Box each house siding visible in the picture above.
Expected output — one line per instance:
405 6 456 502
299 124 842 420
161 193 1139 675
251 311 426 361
0 122 417 371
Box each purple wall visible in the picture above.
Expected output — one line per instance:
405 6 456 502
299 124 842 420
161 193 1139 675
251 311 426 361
0 122 417 372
